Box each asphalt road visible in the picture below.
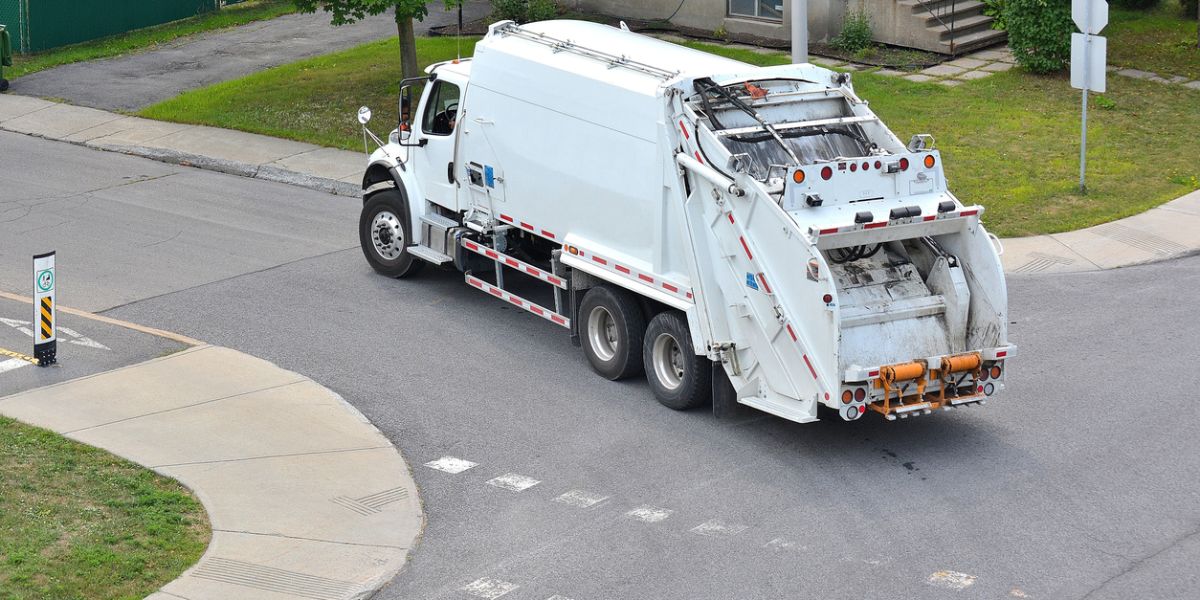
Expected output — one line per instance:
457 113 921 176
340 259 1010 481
10 2 491 111
3 134 1198 600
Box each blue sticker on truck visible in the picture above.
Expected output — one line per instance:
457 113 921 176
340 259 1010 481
484 165 495 188
745 272 758 290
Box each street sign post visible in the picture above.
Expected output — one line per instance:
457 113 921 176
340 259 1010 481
33 251 56 366
791 0 808 64
1071 0 1108 193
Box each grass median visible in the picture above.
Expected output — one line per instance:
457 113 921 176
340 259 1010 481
0 416 209 599
139 26 1199 237
7 0 297 79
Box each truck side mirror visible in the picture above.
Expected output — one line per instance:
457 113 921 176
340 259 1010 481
357 106 372 125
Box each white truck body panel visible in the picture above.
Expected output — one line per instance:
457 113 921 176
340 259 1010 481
367 20 1015 424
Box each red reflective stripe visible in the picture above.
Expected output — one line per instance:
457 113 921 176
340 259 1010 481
960 209 979 217
739 237 753 260
868 370 879 377
679 121 689 139
615 265 631 274
510 297 523 307
695 151 703 164
996 351 1007 358
530 305 544 315
786 323 798 341
802 354 818 380
520 221 534 231
505 258 519 268
468 277 483 288
549 277 564 287
500 214 514 223
865 222 887 229
542 230 555 239
757 274 772 294
465 240 479 250
819 227 839 235
551 315 567 325
662 282 678 293
490 288 503 298
524 266 538 276
686 292 694 299
485 250 498 259
591 255 608 266
923 215 937 221
638 273 654 283
727 213 735 224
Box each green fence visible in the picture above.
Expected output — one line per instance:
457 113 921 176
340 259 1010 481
0 0 218 54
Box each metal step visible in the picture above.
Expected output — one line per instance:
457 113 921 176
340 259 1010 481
420 212 459 229
464 274 570 328
408 245 453 265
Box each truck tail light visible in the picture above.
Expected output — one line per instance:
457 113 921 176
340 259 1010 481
924 154 936 168
793 170 806 184
899 157 910 171
991 364 1002 379
842 390 853 404
821 166 833 180
854 388 866 402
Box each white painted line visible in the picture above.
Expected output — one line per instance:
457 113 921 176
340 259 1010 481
57 326 110 350
0 358 30 374
487 473 541 492
625 505 673 523
689 519 748 537
928 570 977 590
763 537 801 551
545 596 575 600
462 577 519 599
424 456 478 474
553 489 609 509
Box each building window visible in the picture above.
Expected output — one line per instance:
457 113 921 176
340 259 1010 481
728 0 783 21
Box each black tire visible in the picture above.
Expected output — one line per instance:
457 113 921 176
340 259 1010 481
359 189 425 278
643 311 711 411
579 285 646 380
0 79 9 93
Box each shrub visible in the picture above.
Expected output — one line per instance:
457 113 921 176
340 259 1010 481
1005 0 1073 73
492 0 557 24
1183 0 1198 17
1113 0 1159 8
983 0 1007 30
832 10 873 54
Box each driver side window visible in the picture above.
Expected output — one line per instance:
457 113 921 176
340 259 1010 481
421 81 461 136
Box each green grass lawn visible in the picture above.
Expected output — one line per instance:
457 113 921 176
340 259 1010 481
6 0 297 79
1107 7 1200 79
0 417 209 600
139 25 1199 237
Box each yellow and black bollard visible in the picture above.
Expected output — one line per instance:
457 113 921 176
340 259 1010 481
33 251 56 366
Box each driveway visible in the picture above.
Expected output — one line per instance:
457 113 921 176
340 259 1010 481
10 1 490 112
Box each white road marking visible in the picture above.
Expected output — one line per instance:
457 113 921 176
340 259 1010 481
763 537 801 551
0 358 30 374
625 505 673 523
553 489 609 509
545 596 575 600
461 577 519 599
689 519 748 537
487 473 541 492
928 570 977 590
424 456 478 474
1 318 109 350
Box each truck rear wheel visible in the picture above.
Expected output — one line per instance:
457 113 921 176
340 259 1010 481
359 190 424 278
644 311 711 411
579 285 645 380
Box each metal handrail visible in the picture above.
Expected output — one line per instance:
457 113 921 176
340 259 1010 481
909 0 958 55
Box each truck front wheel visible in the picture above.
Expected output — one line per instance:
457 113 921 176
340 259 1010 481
579 285 645 380
644 311 711 410
359 190 424 278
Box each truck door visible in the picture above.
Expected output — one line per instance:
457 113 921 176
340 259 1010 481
413 79 462 210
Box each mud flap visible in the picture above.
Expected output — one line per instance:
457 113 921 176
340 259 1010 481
712 363 739 419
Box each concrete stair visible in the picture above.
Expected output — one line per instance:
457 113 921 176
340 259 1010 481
897 0 1007 54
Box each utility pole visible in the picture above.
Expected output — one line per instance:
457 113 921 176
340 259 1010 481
791 0 808 64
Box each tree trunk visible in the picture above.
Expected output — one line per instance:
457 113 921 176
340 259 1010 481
396 13 419 81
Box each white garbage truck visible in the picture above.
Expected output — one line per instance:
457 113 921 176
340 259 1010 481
355 20 1015 423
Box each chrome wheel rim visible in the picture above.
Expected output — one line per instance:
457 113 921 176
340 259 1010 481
587 306 618 362
652 332 684 391
371 210 404 260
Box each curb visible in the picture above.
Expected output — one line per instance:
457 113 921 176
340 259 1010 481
93 143 363 198
0 306 422 600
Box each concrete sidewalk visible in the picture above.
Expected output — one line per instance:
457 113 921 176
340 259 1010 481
0 343 421 600
2 92 1198 275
